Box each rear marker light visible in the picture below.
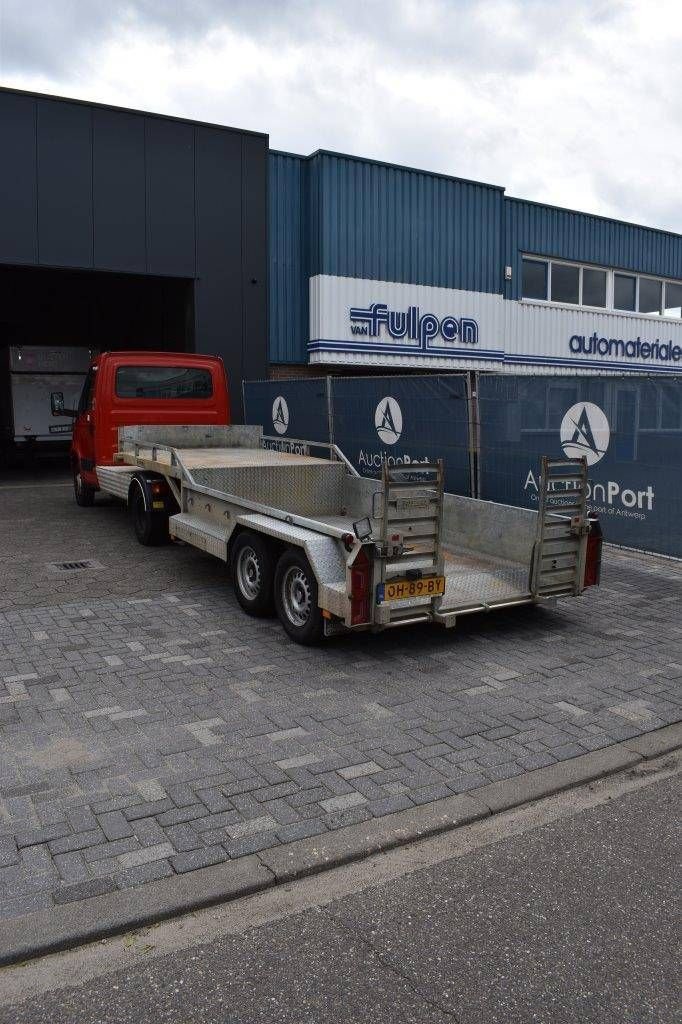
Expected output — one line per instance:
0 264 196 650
584 515 603 588
350 547 371 626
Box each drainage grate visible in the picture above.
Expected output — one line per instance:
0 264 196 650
46 559 104 573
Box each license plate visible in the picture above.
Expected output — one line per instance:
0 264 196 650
395 496 429 513
378 575 446 603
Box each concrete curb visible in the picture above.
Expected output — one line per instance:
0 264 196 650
1 722 679 968
0 855 273 969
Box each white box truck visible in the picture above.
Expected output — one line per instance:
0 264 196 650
1 346 92 463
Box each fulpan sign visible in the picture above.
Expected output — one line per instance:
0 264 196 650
309 274 682 374
349 302 479 349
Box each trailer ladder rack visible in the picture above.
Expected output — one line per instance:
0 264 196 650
531 456 589 598
377 461 446 624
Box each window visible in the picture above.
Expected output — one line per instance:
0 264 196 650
115 366 213 400
521 256 682 318
551 263 579 304
522 258 547 300
661 386 681 430
78 368 96 414
664 281 682 318
614 273 636 311
638 383 658 429
547 385 578 428
582 268 607 307
638 277 662 315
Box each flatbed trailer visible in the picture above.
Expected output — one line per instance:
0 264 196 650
94 424 601 644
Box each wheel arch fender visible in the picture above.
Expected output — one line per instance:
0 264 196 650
233 515 347 618
228 523 284 565
128 472 151 510
127 472 176 513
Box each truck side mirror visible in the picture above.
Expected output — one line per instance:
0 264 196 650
50 392 65 416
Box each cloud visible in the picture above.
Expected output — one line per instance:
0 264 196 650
0 0 680 232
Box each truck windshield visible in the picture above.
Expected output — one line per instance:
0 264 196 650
115 366 213 400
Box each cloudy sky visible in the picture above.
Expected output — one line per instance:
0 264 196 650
1 0 680 232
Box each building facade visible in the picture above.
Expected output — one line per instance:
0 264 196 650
269 149 682 377
0 87 269 417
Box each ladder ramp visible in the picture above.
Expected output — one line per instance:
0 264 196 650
377 463 446 624
531 456 589 598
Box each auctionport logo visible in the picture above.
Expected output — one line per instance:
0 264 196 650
375 396 403 444
524 399 655 518
357 394 429 473
272 396 289 435
559 402 610 467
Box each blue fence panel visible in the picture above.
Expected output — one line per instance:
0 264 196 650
243 379 330 452
478 374 682 558
330 374 471 495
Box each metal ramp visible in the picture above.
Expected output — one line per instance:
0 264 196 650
530 456 589 598
376 461 445 625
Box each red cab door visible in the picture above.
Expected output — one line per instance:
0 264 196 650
72 367 98 486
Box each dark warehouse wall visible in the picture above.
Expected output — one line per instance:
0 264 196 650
0 88 269 417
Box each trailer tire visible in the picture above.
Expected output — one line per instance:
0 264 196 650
130 480 169 546
73 465 96 507
274 548 323 646
230 531 275 617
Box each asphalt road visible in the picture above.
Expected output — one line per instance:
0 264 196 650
0 770 678 1024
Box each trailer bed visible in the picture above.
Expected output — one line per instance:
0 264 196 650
96 424 594 640
119 444 331 473
442 547 530 608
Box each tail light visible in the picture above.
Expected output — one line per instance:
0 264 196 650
583 515 603 588
350 547 371 626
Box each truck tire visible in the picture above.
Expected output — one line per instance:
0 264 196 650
73 464 96 507
230 531 275 617
274 548 323 645
130 480 169 546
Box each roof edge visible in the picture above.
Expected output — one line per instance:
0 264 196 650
269 147 505 192
505 193 682 241
0 85 269 141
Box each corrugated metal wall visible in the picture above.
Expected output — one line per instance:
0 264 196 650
313 152 504 291
269 149 505 364
269 152 309 364
505 197 682 299
0 87 270 414
268 149 682 367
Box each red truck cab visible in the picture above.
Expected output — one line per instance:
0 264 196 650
59 351 229 502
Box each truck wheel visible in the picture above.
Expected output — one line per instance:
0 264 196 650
73 465 95 507
274 548 323 645
130 481 169 546
230 531 275 617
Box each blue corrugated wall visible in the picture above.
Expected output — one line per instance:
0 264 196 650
312 152 504 291
269 149 504 363
269 149 682 365
504 197 682 300
269 152 309 365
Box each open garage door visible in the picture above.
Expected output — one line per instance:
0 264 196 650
0 264 194 468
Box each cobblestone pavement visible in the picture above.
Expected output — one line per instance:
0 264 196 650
0 469 681 922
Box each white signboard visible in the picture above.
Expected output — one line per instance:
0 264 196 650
309 275 682 375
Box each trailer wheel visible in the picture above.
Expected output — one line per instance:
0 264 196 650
230 531 275 617
130 480 169 546
73 465 95 507
274 548 323 645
